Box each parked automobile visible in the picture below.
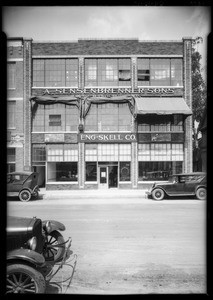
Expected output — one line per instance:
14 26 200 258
7 172 40 202
6 216 76 294
146 172 206 201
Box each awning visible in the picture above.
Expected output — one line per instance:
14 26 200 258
135 97 192 115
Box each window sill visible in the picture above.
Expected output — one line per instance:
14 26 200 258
46 181 78 184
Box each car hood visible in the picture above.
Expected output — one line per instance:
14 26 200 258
7 216 37 234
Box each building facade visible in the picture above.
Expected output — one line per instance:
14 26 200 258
7 38 193 190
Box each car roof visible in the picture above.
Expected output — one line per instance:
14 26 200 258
7 171 35 176
173 172 206 176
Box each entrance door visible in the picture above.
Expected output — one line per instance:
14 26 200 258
108 166 118 188
99 166 108 189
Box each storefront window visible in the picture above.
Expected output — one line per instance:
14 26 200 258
86 162 97 181
47 162 78 182
138 161 183 181
120 162 131 181
85 58 131 87
137 58 183 86
33 59 78 87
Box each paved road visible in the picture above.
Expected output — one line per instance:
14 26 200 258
7 195 206 294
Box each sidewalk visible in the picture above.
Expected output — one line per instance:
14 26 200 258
40 188 148 200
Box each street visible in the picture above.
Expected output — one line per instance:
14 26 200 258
7 193 206 294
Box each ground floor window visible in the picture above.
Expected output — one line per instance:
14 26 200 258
120 162 131 181
47 162 78 182
138 161 183 181
86 162 97 181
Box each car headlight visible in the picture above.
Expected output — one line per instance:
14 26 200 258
27 236 37 251
45 221 52 233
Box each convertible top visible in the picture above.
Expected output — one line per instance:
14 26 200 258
173 172 206 176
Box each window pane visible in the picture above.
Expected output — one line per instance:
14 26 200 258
137 59 150 86
7 102 16 128
171 59 183 86
32 144 46 162
120 162 131 181
86 162 97 181
7 148 16 162
150 59 170 86
47 162 78 182
7 63 16 89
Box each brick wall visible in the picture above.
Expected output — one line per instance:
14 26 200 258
32 39 183 56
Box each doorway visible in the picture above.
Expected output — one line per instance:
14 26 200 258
98 164 118 189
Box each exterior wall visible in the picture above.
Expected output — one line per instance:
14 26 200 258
183 37 193 173
7 38 193 189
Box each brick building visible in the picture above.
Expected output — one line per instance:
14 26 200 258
7 37 193 190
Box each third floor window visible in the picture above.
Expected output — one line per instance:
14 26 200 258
33 59 78 87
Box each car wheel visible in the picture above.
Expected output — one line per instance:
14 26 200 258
196 188 206 200
43 230 66 262
32 190 39 199
6 263 46 294
19 190 31 202
152 188 165 200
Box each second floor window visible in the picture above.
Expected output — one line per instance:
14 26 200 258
33 59 78 87
7 101 16 128
138 115 183 132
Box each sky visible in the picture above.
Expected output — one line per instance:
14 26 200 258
2 6 211 75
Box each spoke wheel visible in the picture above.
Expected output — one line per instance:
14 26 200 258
19 190 31 202
6 264 46 294
43 231 66 262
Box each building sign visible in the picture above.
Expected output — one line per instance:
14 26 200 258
78 133 137 143
33 87 177 97
45 133 65 143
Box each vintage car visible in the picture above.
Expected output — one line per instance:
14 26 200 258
7 172 40 202
146 172 207 200
6 216 76 294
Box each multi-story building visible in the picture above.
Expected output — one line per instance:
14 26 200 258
7 37 193 190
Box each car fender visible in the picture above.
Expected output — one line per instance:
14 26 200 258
7 248 45 267
42 220 66 233
195 184 207 193
151 186 168 196
19 187 33 194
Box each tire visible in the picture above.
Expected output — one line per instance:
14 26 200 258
6 263 46 294
32 190 39 199
19 190 31 202
43 231 66 262
196 188 206 200
152 188 165 201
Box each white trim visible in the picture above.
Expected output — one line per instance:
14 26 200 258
7 97 23 101
7 58 23 62
85 181 98 184
118 181 131 184
46 181 78 184
32 54 183 59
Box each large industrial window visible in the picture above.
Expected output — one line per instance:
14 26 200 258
33 59 78 87
85 58 131 87
138 115 183 132
85 103 132 132
138 143 183 161
86 162 97 181
7 63 16 89
7 101 16 128
32 144 46 164
32 104 79 132
137 58 183 86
